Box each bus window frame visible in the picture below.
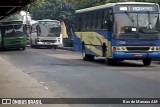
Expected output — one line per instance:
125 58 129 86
103 9 113 30
75 8 114 32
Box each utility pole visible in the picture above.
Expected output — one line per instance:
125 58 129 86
25 5 31 45
26 5 31 33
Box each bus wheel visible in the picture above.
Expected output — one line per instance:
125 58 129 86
0 47 5 51
106 58 115 65
82 45 94 61
142 59 151 66
53 45 57 49
31 40 36 48
21 47 26 50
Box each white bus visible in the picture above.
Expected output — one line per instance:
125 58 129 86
30 19 62 49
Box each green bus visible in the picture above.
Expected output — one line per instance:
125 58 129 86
0 20 27 50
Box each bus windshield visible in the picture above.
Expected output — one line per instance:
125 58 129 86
114 12 160 39
38 21 60 37
4 24 25 37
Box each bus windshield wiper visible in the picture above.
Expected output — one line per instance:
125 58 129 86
124 11 135 26
147 11 152 29
124 11 139 38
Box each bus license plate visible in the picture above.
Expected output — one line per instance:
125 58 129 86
134 54 142 57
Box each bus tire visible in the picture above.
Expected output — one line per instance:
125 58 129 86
103 46 114 65
31 40 34 48
46 45 52 49
31 44 35 48
106 58 115 65
53 45 57 49
142 59 151 66
0 47 4 51
31 41 36 48
82 44 94 61
21 47 26 50
102 44 106 57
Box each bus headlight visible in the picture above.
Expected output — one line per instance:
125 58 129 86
112 47 127 51
36 38 41 42
149 47 160 51
121 47 126 51
19 37 24 39
156 47 159 51
116 47 121 51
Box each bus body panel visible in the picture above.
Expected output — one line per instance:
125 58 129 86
0 20 27 49
112 52 160 59
74 31 112 57
111 39 160 59
3 36 26 48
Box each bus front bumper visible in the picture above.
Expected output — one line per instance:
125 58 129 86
4 44 26 49
112 52 160 59
37 42 62 46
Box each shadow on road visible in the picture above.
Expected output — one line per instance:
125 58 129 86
0 48 24 52
93 59 145 67
64 58 147 67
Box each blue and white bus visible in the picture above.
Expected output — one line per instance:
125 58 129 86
73 2 160 66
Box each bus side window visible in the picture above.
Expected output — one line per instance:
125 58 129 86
87 12 91 30
74 16 78 32
78 16 82 31
88 12 93 30
103 10 113 30
32 24 38 33
97 10 103 29
86 13 90 30
92 11 98 30
82 14 86 31
36 25 41 36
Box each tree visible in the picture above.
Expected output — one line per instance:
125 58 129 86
4 13 21 21
29 0 159 23
30 0 75 21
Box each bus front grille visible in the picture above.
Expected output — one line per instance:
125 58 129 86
41 40 56 43
126 47 150 50
126 47 150 52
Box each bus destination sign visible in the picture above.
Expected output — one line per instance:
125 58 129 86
115 5 159 12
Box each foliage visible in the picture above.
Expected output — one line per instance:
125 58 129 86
4 13 21 21
29 0 160 21
30 0 75 21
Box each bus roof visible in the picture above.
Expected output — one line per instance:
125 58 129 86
1 20 23 23
76 2 159 13
37 19 60 22
1 20 23 25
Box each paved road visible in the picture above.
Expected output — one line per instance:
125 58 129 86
1 47 160 107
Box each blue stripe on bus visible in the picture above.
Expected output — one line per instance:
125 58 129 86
73 34 82 51
112 39 160 46
96 31 112 41
113 52 160 59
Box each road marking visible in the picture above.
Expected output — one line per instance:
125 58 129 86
44 86 49 90
40 82 44 84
